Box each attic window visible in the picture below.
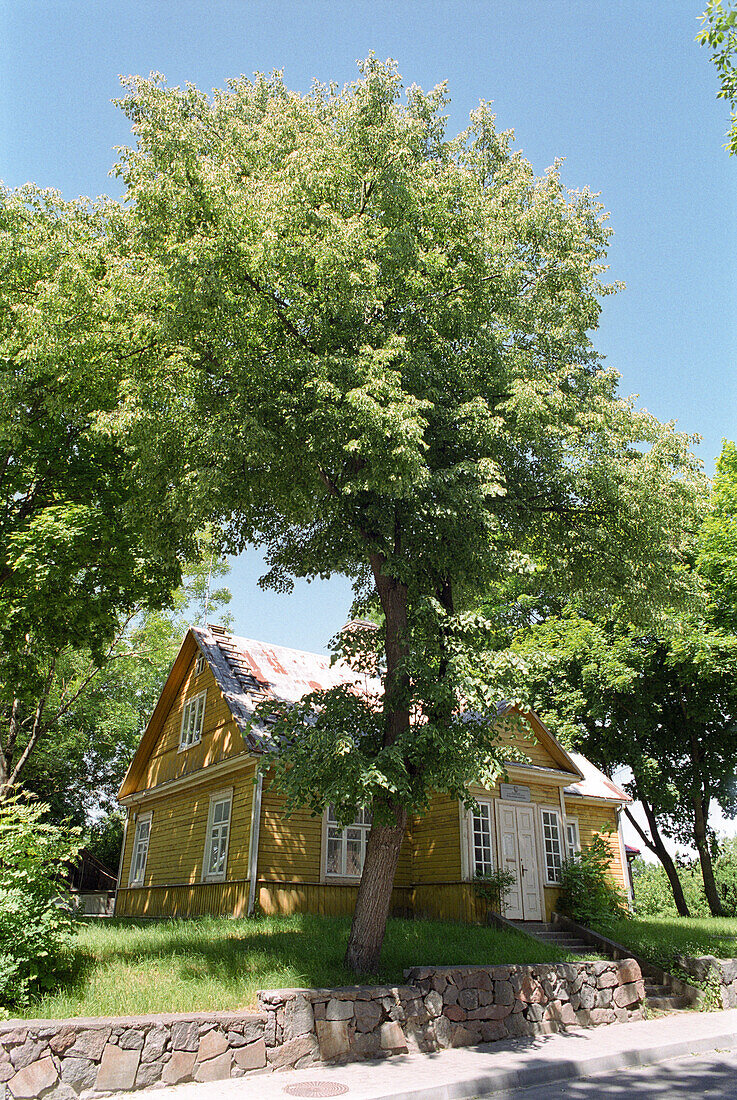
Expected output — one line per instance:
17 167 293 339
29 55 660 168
195 653 206 677
180 690 206 750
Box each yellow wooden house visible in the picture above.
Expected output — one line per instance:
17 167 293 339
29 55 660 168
115 625 631 924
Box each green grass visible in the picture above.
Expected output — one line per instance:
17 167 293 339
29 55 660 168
25 914 576 1020
608 915 737 970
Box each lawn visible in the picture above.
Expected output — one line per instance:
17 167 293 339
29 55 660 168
608 915 737 970
26 914 577 1020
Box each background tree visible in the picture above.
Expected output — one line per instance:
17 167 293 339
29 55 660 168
698 1 737 154
114 59 702 971
0 185 202 798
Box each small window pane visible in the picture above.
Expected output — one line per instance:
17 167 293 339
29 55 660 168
326 835 342 875
325 808 370 878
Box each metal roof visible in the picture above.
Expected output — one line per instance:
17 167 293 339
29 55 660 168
564 751 631 803
191 624 381 749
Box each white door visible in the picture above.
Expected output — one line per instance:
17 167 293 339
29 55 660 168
494 801 543 921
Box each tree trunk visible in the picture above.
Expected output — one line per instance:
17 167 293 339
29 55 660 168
692 791 724 916
344 803 408 972
344 549 411 973
625 798 691 917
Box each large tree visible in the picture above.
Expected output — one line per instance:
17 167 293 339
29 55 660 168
0 186 195 796
113 59 702 970
698 0 737 154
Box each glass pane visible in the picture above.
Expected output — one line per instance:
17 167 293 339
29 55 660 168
326 836 342 874
472 806 493 876
346 836 362 875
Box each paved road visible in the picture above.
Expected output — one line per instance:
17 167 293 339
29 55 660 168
481 1048 737 1098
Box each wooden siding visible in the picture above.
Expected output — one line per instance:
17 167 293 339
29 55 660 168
411 794 463 884
140 654 246 790
495 716 561 770
412 882 488 923
116 879 251 918
257 882 413 918
118 764 257 892
258 775 414 887
565 798 626 891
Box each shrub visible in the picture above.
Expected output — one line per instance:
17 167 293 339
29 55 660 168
474 868 518 915
556 833 629 932
0 793 82 1010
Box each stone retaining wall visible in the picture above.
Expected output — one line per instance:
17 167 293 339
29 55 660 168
0 960 645 1098
675 955 737 1008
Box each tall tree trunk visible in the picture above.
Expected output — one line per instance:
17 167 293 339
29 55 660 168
625 797 691 917
688 727 725 916
692 791 724 916
344 550 411 974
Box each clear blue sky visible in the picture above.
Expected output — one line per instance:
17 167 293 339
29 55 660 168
2 0 735 654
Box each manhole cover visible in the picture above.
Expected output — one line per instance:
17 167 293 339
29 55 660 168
283 1084 349 1098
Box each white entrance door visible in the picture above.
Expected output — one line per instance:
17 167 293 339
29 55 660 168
495 801 543 921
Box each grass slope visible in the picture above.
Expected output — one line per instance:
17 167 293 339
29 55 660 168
26 914 575 1019
608 916 737 969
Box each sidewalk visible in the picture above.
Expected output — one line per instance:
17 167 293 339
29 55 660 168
111 1009 737 1100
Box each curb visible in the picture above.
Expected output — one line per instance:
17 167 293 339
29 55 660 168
363 1029 737 1100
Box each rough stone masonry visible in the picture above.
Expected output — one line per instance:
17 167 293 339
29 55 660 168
0 959 645 1098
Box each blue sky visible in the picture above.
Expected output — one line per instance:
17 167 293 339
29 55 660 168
2 0 735 655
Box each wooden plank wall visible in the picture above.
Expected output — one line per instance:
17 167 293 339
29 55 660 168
567 799 627 891
411 794 462 884
257 882 413 918
116 879 251 918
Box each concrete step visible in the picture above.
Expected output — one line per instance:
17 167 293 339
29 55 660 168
646 994 695 1011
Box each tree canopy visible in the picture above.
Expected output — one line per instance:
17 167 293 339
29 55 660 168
107 57 704 969
698 0 737 154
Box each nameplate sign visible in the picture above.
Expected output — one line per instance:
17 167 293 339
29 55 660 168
500 783 531 802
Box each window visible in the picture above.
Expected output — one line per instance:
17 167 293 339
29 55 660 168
180 690 206 750
470 803 494 876
566 819 580 861
541 809 563 884
325 806 372 878
128 813 151 886
203 791 232 881
195 652 206 676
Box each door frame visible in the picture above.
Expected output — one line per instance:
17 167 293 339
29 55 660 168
462 797 547 921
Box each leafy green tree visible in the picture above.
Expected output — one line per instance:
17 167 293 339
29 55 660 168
698 440 737 631
0 185 192 795
698 1 737 154
113 59 702 971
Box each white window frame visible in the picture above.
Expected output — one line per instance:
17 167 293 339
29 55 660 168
128 812 152 887
540 807 564 885
202 789 233 883
566 818 581 861
179 689 207 751
468 800 495 878
195 652 206 677
323 806 372 880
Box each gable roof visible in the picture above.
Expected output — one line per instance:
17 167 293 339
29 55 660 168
565 751 631 803
119 625 628 805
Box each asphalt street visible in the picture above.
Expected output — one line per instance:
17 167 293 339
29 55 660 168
481 1048 737 1098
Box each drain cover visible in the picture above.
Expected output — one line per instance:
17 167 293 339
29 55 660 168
283 1084 349 1098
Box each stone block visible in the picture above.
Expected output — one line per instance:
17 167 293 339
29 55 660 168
8 1058 58 1099
517 974 544 1004
118 1028 145 1051
424 990 443 1018
433 1015 452 1048
95 1045 141 1092
0 1032 26 1047
479 1019 508 1043
577 983 597 1010
48 1031 76 1057
325 998 354 1021
544 1001 577 1026
597 971 618 989
60 1056 97 1092
525 1003 544 1023
161 1050 196 1085
44 1084 76 1100
466 1003 512 1021
197 1030 228 1062
616 959 642 985
493 979 514 1005
0 1067 12 1084
613 981 641 1008
171 1021 199 1052
283 995 314 1040
379 1021 406 1051
354 1000 382 1032
194 1051 231 1082
234 1039 267 1071
443 1004 466 1022
443 984 459 1005
351 1031 381 1057
9 1043 45 1072
135 1060 165 1089
595 988 613 1008
458 988 478 1011
141 1026 168 1063
450 1025 478 1048
67 1029 110 1062
316 1022 351 1062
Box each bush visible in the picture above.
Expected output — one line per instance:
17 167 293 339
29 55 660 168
0 794 81 1010
630 840 737 918
474 868 518 915
556 834 629 932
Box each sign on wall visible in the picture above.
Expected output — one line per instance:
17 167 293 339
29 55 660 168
500 783 531 802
